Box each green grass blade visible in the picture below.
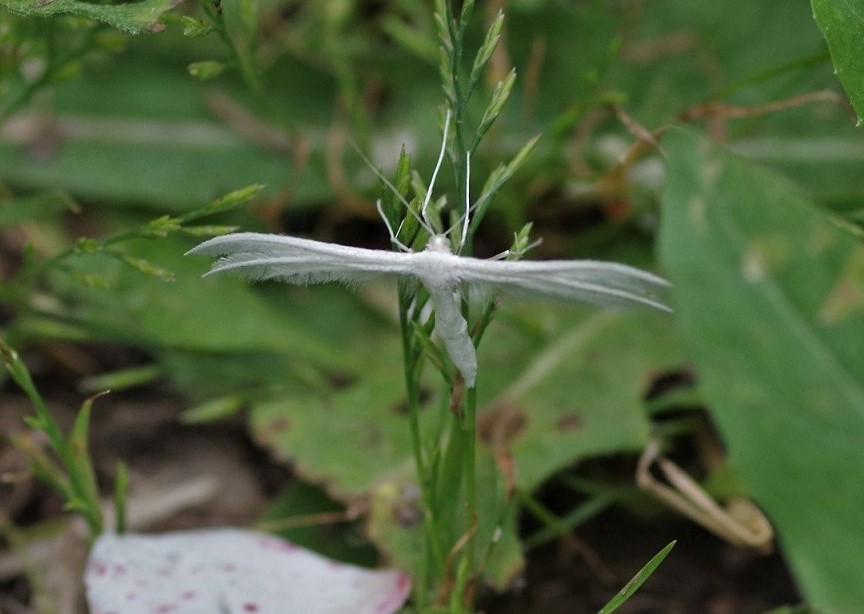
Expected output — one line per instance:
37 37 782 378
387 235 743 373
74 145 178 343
597 540 676 614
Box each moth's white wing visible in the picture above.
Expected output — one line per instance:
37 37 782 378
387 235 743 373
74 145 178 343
187 234 669 387
186 232 417 285
451 257 673 312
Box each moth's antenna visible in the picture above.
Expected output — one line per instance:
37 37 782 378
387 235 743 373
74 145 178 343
460 150 471 253
421 109 451 223
445 149 473 254
351 141 436 239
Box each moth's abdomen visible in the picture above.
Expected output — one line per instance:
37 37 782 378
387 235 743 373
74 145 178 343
424 281 477 388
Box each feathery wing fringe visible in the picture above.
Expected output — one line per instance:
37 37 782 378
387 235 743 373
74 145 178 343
187 232 416 286
187 232 673 312
457 259 672 313
187 232 672 388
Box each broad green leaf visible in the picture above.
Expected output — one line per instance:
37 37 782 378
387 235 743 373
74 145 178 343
247 302 681 588
250 367 421 500
659 128 864 610
478 308 682 491
249 367 523 589
0 139 298 213
0 0 175 34
729 137 864 213
812 0 864 121
0 54 328 212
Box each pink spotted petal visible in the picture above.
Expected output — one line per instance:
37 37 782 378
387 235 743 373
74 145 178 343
85 528 411 614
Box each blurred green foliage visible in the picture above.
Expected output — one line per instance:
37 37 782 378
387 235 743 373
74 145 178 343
1 0 863 610
660 127 864 610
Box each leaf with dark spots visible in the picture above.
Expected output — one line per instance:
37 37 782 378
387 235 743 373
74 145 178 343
554 413 585 432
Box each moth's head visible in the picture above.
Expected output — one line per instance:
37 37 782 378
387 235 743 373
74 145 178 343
426 234 453 254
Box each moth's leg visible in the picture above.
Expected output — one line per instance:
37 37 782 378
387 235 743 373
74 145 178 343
376 200 413 252
489 237 543 261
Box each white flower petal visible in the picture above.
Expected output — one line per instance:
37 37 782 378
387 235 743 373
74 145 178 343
85 528 411 614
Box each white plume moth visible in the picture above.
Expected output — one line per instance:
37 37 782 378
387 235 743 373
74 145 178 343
187 114 672 388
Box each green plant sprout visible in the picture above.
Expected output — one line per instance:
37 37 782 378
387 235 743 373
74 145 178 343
0 184 264 541
186 3 673 611
0 337 112 536
185 0 263 95
0 184 262 315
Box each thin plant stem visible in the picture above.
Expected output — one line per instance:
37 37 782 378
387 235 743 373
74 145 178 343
199 0 263 97
398 287 444 604
443 2 472 256
462 384 478 605
446 381 476 612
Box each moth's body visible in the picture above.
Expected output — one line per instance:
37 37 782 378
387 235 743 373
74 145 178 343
411 236 476 386
187 232 671 388
411 239 461 286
